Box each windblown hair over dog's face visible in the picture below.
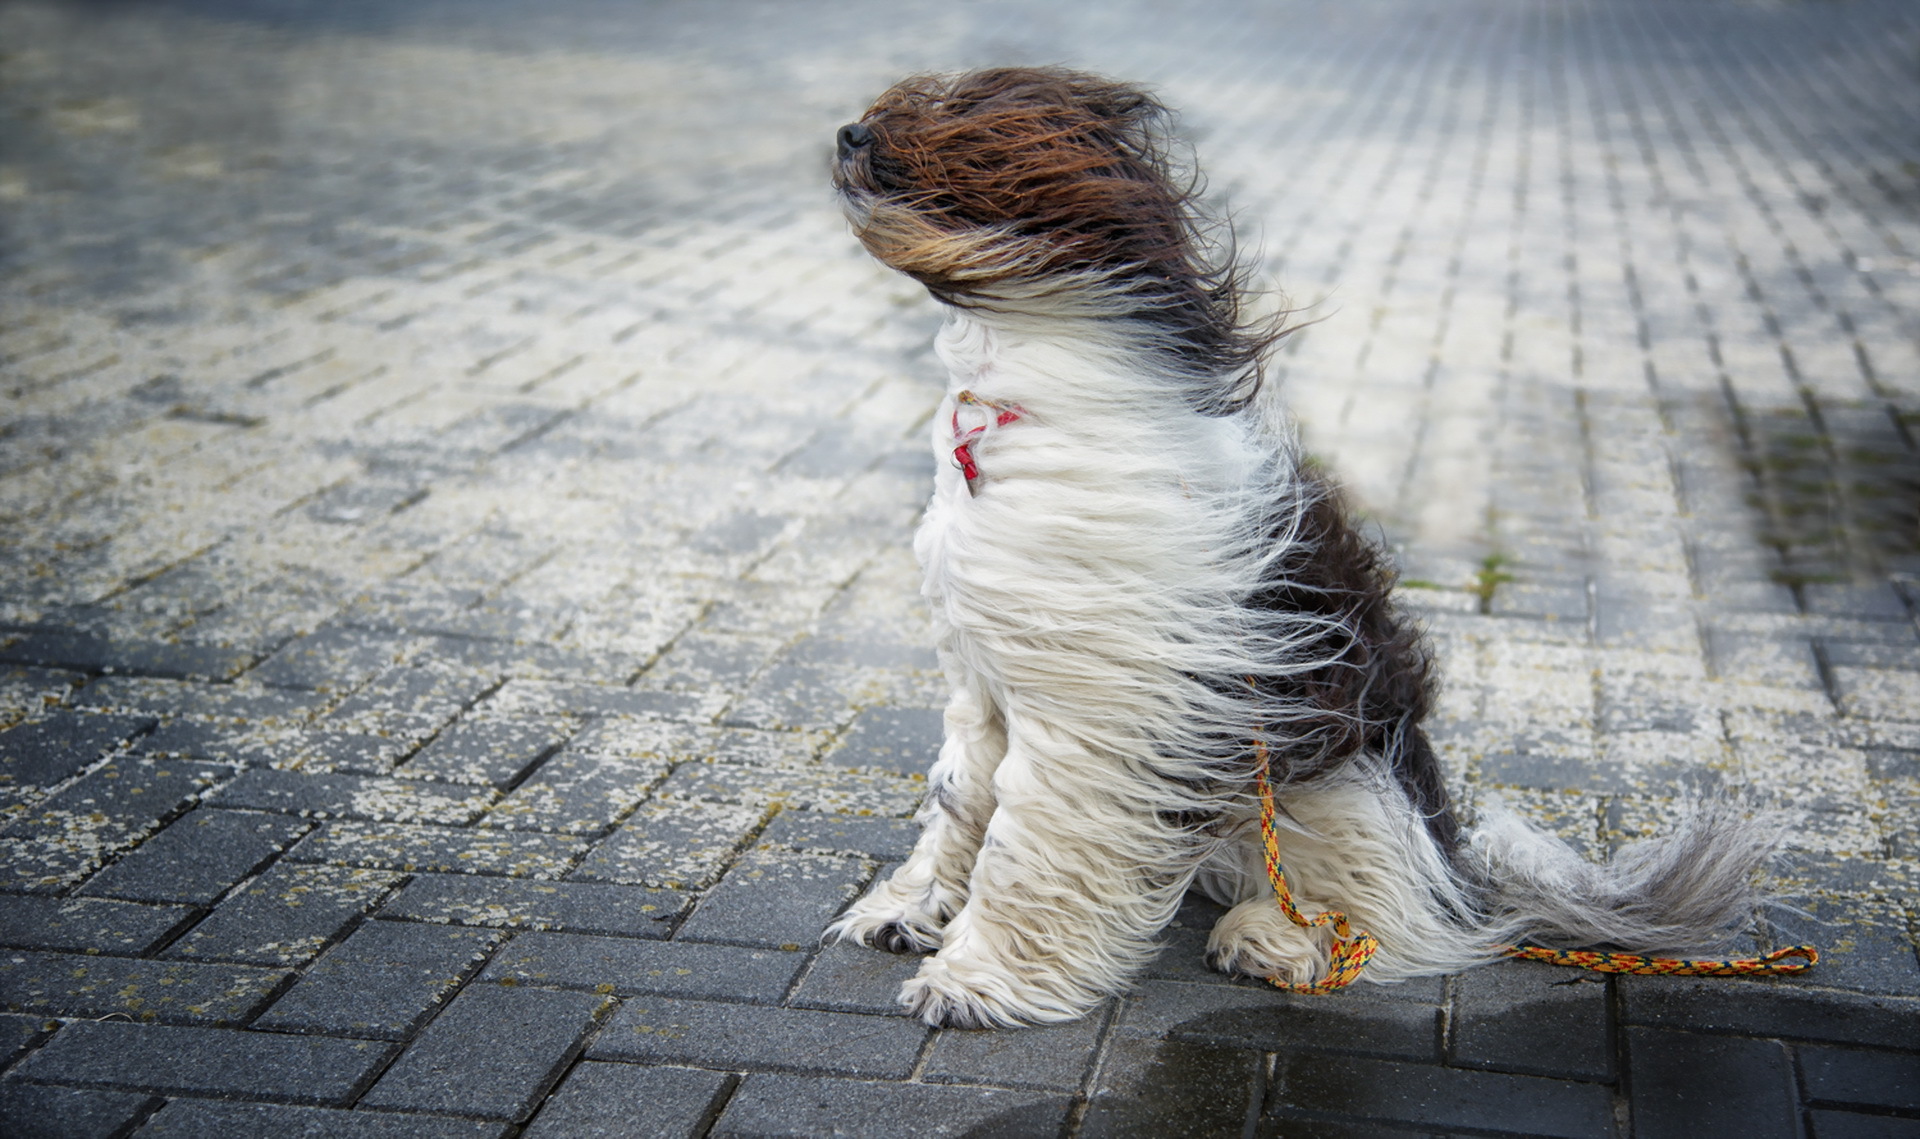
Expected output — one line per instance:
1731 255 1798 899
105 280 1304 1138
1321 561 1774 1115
834 67 1282 411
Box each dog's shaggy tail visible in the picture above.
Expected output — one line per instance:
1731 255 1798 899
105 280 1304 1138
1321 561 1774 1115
1459 797 1792 958
1221 780 1791 986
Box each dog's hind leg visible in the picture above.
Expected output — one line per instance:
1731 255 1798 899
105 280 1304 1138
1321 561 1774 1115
826 677 1005 953
1192 815 1335 985
1207 895 1336 986
1200 779 1492 986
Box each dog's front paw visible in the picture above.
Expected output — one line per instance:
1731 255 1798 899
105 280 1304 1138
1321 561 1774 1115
899 943 1102 1027
825 876 951 954
1205 898 1332 986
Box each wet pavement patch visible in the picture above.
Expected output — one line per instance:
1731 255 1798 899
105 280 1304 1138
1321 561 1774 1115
1733 398 1920 585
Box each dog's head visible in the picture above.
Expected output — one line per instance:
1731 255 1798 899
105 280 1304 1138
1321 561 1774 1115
833 67 1284 410
832 68 1187 300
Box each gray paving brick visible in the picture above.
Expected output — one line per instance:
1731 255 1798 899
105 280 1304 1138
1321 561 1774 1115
652 760 925 818
1267 1053 1613 1138
522 1061 731 1139
569 722 817 768
1709 630 1823 687
422 638 642 689
675 849 866 948
0 895 195 954
788 938 923 1015
0 759 226 892
485 749 668 833
644 629 788 692
1 1010 54 1064
756 809 918 859
14 1021 392 1105
779 633 929 672
1821 639 1920 671
588 997 926 1078
0 951 287 1024
1805 584 1912 621
1118 979 1442 1062
165 863 401 965
0 666 82 726
481 931 804 1001
0 1083 158 1139
570 799 762 889
73 677 319 726
77 808 309 905
0 632 254 683
823 706 942 774
247 626 421 694
712 1075 1067 1138
1479 747 1682 795
133 722 419 774
1448 960 1612 1080
1082 1035 1260 1137
359 983 611 1121
1626 1028 1796 1139
321 659 499 736
1834 666 1920 722
287 820 586 878
926 1011 1106 1093
1807 1110 1920 1139
1620 976 1920 1050
1766 894 1920 995
134 1100 511 1138
480 680 714 722
725 664 868 733
0 712 155 789
1258 1121 1439 1139
210 767 498 825
256 918 499 1038
379 873 686 936
402 717 572 787
1801 1044 1920 1113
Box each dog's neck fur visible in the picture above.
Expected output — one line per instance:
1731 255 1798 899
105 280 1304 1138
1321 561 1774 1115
932 309 1261 462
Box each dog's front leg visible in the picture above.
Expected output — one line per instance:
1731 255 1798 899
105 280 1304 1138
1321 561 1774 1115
899 716 1197 1027
826 679 1006 953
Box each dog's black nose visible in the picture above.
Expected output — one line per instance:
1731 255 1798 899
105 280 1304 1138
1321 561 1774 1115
836 122 874 158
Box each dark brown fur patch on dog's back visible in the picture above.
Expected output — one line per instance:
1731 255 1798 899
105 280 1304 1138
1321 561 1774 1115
1255 472 1458 851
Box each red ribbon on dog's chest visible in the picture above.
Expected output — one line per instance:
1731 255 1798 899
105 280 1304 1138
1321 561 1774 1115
950 390 1024 494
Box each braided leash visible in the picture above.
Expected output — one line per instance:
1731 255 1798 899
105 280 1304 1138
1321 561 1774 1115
1251 747 1818 993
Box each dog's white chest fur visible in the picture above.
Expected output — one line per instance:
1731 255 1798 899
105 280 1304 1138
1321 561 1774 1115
914 312 1272 708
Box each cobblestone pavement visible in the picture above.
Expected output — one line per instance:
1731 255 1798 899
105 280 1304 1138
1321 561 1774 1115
0 0 1916 1135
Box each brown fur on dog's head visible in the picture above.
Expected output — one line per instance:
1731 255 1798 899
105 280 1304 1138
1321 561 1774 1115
834 67 1287 412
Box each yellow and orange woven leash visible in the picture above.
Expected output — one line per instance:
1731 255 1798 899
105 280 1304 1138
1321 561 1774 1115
1250 747 1818 994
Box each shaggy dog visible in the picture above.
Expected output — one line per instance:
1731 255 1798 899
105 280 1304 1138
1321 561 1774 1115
825 67 1782 1028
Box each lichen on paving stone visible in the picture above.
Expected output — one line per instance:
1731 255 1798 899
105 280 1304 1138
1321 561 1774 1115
289 821 588 878
485 752 669 833
570 799 765 889
654 758 926 818
0 760 225 891
1833 668 1920 722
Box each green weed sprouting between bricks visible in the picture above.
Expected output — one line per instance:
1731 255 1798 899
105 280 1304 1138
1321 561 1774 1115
1393 554 1511 613
1469 552 1514 614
